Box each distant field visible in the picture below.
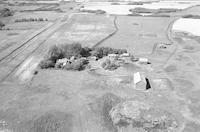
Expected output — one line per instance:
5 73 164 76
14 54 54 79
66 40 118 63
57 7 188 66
82 1 200 15
45 13 116 47
98 16 174 55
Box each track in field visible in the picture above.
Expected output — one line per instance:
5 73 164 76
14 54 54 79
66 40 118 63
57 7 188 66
0 23 55 63
0 16 71 83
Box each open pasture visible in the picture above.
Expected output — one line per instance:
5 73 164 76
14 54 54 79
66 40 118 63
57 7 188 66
46 13 116 47
99 16 174 55
0 10 63 52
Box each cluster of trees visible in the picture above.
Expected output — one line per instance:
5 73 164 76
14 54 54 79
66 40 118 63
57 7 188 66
129 7 180 14
45 43 127 62
39 43 90 70
15 18 48 22
91 47 127 58
182 14 200 19
0 8 13 17
39 43 127 71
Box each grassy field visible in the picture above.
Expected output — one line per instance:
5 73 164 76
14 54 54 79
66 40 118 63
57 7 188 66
45 13 116 47
1 1 200 132
99 16 174 55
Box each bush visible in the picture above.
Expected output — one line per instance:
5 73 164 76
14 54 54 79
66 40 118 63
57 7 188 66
0 21 5 29
39 59 55 69
81 47 91 57
0 8 13 17
102 59 111 68
71 59 85 71
64 58 88 71
102 59 119 71
38 18 44 21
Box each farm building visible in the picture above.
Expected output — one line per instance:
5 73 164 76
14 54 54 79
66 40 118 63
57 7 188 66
133 72 151 90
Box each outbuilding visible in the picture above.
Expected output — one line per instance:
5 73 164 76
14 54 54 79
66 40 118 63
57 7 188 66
133 72 151 90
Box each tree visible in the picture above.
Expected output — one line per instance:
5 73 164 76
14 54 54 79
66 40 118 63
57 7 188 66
47 45 64 62
39 59 55 69
0 21 5 29
61 43 83 59
81 47 91 57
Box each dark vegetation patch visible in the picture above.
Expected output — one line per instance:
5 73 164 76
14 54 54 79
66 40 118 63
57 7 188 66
111 2 120 5
129 7 180 14
91 47 127 59
132 23 139 25
101 59 119 71
15 18 48 22
182 14 200 19
0 21 5 30
39 43 127 70
127 2 144 5
80 9 106 14
0 8 13 17
62 58 88 71
164 65 177 72
30 111 73 132
7 32 19 36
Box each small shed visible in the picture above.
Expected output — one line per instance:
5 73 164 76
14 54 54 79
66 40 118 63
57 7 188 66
108 54 118 58
133 72 151 90
138 58 149 64
120 53 130 57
